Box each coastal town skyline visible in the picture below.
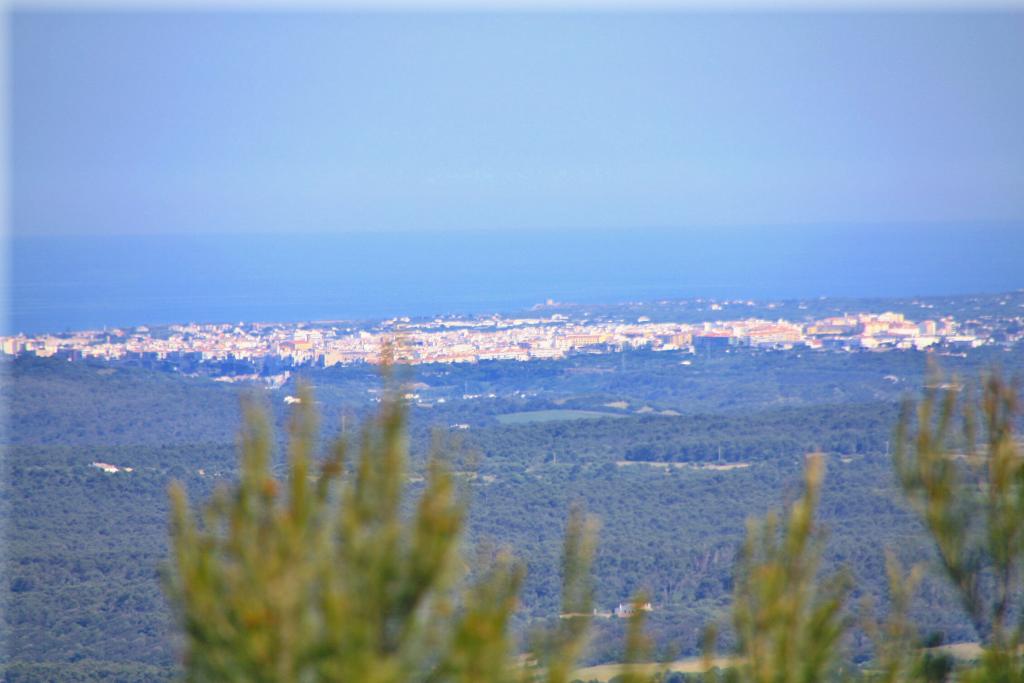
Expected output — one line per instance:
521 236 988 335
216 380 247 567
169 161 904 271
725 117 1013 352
5 293 1021 376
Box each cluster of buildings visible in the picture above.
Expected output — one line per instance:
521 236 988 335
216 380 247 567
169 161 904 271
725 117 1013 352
1 309 1018 370
561 601 655 620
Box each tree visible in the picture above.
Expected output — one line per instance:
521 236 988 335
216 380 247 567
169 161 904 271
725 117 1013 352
704 453 850 683
164 383 597 682
894 370 1024 682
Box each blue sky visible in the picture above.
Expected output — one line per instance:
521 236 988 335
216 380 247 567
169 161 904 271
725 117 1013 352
11 10 1024 235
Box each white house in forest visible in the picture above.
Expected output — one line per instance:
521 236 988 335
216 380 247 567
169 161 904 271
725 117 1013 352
614 601 653 618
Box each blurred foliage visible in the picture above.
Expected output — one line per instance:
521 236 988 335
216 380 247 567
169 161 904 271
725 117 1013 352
700 454 850 683
694 367 1024 683
731 453 849 683
860 551 930 683
893 369 1024 682
165 381 606 683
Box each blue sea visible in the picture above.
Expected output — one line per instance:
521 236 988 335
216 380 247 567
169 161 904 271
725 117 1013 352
6 225 1024 335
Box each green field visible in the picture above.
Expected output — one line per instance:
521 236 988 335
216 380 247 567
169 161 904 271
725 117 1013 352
496 409 627 425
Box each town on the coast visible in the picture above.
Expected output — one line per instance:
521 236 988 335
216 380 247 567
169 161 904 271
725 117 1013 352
4 296 1021 378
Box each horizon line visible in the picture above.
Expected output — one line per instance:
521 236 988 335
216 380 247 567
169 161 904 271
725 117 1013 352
9 219 1024 239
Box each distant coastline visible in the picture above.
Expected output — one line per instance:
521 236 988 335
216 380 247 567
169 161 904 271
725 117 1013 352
4 291 1021 379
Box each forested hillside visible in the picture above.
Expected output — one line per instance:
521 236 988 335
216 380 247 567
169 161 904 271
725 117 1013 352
2 347 1021 679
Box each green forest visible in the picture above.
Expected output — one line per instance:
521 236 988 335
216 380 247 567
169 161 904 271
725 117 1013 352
2 345 1023 681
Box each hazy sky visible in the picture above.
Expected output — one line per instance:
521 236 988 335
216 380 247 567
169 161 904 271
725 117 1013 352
11 10 1024 235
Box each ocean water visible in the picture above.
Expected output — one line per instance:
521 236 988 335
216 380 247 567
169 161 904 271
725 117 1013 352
6 225 1024 335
